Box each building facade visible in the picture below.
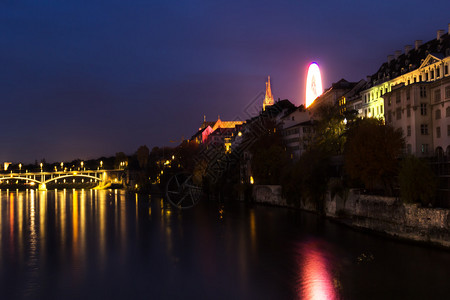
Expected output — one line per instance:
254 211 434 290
282 121 315 159
361 26 450 121
308 79 359 119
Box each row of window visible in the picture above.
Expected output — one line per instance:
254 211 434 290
405 143 430 155
405 64 449 86
364 86 389 103
391 85 450 106
391 103 450 121
392 103 427 121
364 105 384 117
365 61 450 106
413 124 450 137
283 126 314 137
423 64 449 81
406 145 450 156
283 128 299 136
434 86 450 102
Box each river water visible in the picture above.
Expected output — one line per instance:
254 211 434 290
0 189 449 299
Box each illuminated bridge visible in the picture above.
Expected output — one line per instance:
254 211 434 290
0 170 124 190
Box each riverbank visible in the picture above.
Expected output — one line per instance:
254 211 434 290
252 185 450 249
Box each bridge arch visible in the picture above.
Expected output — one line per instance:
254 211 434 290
44 174 103 184
0 176 41 184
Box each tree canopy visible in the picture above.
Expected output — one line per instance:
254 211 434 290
399 156 437 205
249 118 289 185
312 104 346 155
344 118 404 194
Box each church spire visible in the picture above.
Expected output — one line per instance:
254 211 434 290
263 76 274 111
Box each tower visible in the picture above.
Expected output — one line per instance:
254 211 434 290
263 76 274 111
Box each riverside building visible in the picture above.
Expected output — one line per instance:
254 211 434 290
377 26 450 156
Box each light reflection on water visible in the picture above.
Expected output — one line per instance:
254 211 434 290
297 239 340 300
0 190 450 299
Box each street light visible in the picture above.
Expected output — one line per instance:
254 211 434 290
60 162 64 171
19 163 22 173
100 161 103 169
81 161 84 171
40 162 43 172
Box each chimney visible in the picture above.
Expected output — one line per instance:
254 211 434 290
394 50 402 59
404 45 412 55
437 29 445 41
415 40 422 50
387 55 394 64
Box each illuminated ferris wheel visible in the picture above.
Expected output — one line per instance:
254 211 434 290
305 62 323 108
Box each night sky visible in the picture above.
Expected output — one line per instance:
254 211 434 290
2 0 449 163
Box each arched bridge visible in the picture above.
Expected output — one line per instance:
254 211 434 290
0 170 124 190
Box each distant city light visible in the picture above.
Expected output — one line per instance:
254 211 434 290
305 62 323 108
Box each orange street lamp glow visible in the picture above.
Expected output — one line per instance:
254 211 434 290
305 62 323 108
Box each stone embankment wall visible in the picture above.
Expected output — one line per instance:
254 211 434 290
252 185 288 206
253 185 450 248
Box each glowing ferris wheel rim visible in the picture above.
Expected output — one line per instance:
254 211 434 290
305 62 323 108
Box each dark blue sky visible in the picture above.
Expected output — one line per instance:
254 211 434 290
1 0 449 163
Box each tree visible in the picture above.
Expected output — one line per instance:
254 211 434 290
115 152 128 169
344 118 404 194
282 148 330 210
249 118 289 185
174 140 200 173
399 156 437 206
312 104 346 155
136 145 149 170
